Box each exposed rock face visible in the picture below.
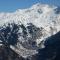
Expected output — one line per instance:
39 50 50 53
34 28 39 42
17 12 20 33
0 45 25 60
0 3 60 60
34 31 60 60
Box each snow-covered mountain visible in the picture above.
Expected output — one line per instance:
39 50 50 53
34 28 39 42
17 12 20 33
0 3 60 58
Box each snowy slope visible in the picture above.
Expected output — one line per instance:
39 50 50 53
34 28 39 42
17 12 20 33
0 3 60 58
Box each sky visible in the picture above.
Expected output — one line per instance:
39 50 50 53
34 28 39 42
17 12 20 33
0 0 60 12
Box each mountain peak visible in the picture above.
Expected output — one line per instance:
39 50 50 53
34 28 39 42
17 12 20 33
0 3 60 58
